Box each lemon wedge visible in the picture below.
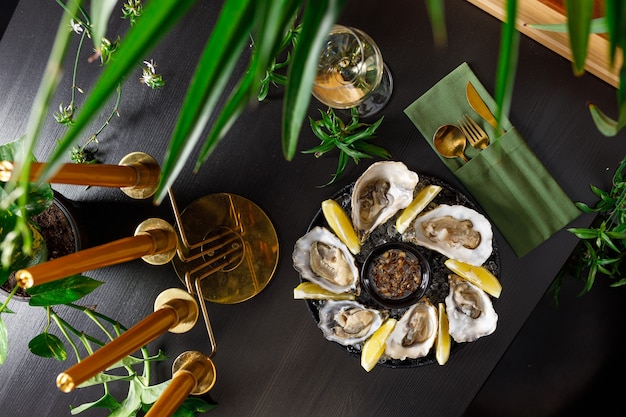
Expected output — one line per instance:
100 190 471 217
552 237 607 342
435 302 451 365
395 185 442 234
293 282 355 300
321 199 360 255
444 258 502 298
361 318 397 372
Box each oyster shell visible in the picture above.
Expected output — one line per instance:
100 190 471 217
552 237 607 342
407 204 493 266
292 226 360 294
445 274 497 343
385 298 438 360
351 161 419 242
318 300 383 346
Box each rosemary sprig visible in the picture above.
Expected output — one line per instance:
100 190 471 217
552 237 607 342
304 107 390 187
552 155 626 304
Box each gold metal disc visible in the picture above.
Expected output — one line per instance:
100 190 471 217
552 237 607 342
172 351 217 395
172 193 279 304
118 152 160 199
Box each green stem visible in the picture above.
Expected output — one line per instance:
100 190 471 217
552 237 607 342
0 285 18 313
66 303 128 331
50 309 82 361
70 30 87 106
83 308 115 341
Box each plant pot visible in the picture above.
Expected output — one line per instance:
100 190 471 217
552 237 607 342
0 191 84 300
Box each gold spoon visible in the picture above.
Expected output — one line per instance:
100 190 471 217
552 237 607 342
433 124 469 163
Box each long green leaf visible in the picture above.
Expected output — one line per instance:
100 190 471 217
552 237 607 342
605 0 624 64
494 0 519 132
89 0 118 50
565 0 593 76
282 0 346 160
41 0 198 183
194 1 303 170
154 0 256 203
424 0 446 46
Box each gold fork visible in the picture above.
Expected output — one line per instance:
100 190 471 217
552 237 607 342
458 114 490 150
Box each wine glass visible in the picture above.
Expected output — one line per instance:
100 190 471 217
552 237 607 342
312 25 393 117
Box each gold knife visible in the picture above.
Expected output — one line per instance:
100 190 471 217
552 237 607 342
466 81 504 135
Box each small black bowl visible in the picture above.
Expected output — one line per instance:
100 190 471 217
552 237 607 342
361 242 431 309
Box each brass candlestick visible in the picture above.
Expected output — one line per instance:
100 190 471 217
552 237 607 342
144 351 216 417
16 218 177 289
56 288 199 393
0 151 160 199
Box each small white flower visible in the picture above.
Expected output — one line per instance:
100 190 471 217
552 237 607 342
70 19 83 34
143 60 156 74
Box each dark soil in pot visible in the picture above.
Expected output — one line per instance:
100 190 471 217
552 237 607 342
1 193 82 300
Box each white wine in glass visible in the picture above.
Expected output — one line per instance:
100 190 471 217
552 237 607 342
312 25 393 117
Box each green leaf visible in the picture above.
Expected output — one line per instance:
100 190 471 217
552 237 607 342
494 0 519 133
282 0 346 160
70 393 121 415
425 0 446 46
28 332 67 361
78 372 136 388
42 0 198 183
28 275 103 306
529 17 608 34
605 0 625 64
0 316 7 365
109 377 143 417
588 102 626 136
154 0 256 203
173 397 217 416
565 0 594 76
89 0 118 50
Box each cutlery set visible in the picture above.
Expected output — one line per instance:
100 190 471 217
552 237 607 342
433 81 501 163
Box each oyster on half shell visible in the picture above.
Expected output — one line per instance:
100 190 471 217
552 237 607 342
406 204 493 266
351 161 419 242
385 297 438 360
318 300 384 346
293 226 360 294
445 274 498 343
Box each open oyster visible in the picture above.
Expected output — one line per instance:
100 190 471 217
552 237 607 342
292 226 360 294
351 161 419 242
445 274 497 343
385 297 438 360
407 204 493 266
318 300 384 346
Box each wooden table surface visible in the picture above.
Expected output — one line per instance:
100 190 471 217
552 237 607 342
1 0 625 416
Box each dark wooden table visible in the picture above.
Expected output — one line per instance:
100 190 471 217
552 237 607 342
1 0 625 416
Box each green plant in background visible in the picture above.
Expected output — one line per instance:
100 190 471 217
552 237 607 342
304 107 389 186
3 0 626 319
256 22 301 102
1 275 213 416
0 139 211 416
552 155 626 303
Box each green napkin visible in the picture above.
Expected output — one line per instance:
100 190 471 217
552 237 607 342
404 62 580 257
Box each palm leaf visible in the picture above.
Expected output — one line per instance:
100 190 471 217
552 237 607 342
282 0 346 160
565 0 594 76
494 0 519 132
154 0 256 203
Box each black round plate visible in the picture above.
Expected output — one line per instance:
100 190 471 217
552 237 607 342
300 173 500 368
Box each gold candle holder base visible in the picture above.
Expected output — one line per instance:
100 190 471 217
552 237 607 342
136 218 178 266
119 152 161 199
172 350 216 394
169 192 279 304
